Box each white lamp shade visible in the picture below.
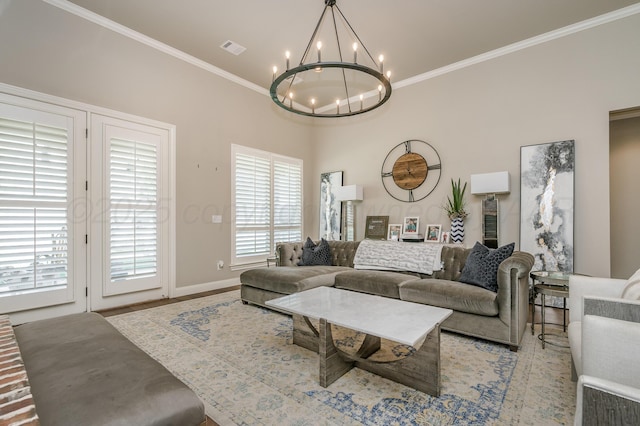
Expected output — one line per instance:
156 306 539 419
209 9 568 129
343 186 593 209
470 172 510 195
334 184 364 201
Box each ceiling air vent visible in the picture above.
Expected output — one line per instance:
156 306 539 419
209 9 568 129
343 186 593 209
220 40 246 56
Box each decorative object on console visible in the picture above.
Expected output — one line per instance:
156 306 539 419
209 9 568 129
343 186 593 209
319 171 342 240
363 215 388 240
381 140 442 202
459 241 515 292
334 184 364 241
269 0 391 118
440 231 451 243
387 224 402 241
519 140 574 273
298 237 332 266
444 178 468 243
470 171 510 249
426 224 442 242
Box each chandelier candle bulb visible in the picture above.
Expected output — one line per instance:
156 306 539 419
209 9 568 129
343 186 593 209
379 54 384 72
272 66 277 82
289 92 293 107
378 85 383 101
311 98 316 114
285 51 290 70
353 42 358 63
336 99 340 114
360 94 364 110
317 41 322 62
386 70 391 82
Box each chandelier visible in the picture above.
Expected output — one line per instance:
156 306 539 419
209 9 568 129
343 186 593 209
270 0 392 118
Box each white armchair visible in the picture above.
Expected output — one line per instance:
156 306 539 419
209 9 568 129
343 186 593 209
568 271 640 426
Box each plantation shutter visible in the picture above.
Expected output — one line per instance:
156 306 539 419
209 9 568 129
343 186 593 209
109 138 158 282
0 116 69 296
273 157 302 243
234 152 271 258
232 145 303 266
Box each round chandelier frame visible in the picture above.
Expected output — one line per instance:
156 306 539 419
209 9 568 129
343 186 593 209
269 0 392 118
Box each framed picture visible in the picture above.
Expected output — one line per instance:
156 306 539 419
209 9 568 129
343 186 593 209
364 216 389 240
426 224 442 242
403 217 419 234
319 171 343 240
520 140 574 273
440 231 450 243
387 224 402 241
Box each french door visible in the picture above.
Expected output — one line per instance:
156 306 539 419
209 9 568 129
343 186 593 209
0 94 87 323
89 114 171 310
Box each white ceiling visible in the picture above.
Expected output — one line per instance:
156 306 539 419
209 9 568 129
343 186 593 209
63 0 639 92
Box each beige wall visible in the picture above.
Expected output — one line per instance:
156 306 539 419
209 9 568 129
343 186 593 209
0 0 314 288
1 1 639 286
610 115 640 279
312 13 640 277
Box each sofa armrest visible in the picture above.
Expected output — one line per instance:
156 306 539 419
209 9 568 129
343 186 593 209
575 375 640 426
277 241 305 266
582 313 640 388
584 296 640 323
496 251 534 343
568 276 627 323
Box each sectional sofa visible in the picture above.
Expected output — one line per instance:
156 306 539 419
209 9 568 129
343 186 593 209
241 240 534 350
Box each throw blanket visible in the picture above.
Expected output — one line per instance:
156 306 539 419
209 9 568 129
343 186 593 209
354 239 443 275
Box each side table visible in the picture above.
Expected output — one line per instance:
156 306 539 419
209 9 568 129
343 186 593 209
530 271 570 349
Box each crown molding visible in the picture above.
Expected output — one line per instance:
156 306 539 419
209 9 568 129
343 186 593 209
395 2 640 90
44 0 640 96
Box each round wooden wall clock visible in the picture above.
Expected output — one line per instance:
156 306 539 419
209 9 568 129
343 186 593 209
381 139 442 202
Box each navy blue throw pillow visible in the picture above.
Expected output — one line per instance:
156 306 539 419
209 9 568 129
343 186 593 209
459 242 515 292
297 237 332 266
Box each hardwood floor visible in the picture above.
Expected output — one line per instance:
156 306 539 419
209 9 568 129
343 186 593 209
97 285 240 317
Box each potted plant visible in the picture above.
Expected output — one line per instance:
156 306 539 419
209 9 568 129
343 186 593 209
444 178 467 243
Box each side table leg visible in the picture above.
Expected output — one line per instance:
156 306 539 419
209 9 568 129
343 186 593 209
531 291 535 336
541 293 546 349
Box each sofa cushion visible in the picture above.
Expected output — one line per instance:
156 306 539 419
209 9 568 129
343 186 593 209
298 237 332 266
240 265 350 294
399 279 499 316
459 242 515 292
621 267 640 300
334 270 420 299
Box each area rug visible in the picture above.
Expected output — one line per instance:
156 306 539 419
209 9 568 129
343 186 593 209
107 290 576 425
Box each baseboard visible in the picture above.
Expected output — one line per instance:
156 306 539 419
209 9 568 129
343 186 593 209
172 278 241 298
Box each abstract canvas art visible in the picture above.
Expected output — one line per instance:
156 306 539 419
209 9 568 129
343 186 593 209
520 140 575 273
319 171 343 240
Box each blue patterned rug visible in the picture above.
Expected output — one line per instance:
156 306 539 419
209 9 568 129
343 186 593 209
107 290 575 425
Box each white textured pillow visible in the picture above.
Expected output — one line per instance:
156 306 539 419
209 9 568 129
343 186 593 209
621 267 640 300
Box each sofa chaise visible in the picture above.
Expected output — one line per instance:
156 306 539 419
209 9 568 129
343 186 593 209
241 239 534 350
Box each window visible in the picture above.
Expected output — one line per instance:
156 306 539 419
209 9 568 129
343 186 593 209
232 144 302 267
109 138 158 282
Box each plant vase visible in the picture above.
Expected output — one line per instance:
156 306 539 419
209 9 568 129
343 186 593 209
450 217 465 243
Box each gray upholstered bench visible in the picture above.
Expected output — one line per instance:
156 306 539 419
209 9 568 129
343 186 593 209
12 312 205 426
